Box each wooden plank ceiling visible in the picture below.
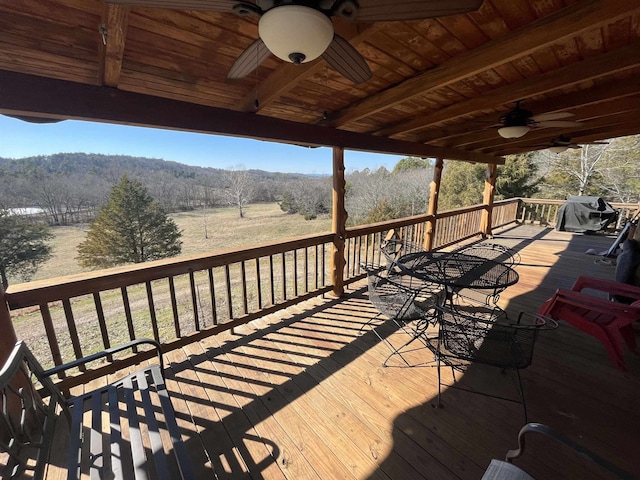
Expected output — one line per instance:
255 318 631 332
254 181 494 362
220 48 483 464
0 0 639 163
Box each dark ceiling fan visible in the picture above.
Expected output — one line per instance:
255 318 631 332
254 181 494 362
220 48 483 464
104 0 484 84
530 134 609 153
496 101 584 139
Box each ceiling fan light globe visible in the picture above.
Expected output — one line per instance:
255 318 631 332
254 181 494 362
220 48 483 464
498 125 530 139
549 145 569 154
259 5 334 64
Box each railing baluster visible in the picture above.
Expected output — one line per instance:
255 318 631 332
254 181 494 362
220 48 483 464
189 271 200 331
304 247 309 294
281 252 287 301
93 293 112 360
208 268 218 325
293 250 299 297
40 303 64 377
145 282 160 342
168 276 181 338
225 264 233 320
269 255 275 306
241 261 248 315
322 243 327 287
121 287 137 352
256 258 263 309
62 299 84 368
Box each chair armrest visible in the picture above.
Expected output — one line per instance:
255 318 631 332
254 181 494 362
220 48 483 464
545 289 640 316
42 338 163 378
571 276 640 301
505 423 634 480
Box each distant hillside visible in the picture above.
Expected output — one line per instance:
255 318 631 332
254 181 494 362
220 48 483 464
0 152 305 181
0 153 322 225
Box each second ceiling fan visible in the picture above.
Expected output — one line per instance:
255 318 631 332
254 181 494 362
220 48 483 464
105 0 484 84
496 101 584 139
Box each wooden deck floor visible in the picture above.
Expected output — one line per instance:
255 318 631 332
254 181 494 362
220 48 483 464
49 225 640 479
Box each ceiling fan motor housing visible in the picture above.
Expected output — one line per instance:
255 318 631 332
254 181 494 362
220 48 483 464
259 5 334 64
500 106 533 127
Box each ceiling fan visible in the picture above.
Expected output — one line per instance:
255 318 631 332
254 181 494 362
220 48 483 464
530 135 609 153
104 0 484 84
496 101 584 139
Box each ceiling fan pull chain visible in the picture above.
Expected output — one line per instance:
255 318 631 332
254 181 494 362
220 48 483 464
98 24 107 46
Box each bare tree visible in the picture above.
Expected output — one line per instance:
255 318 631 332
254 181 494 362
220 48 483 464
538 134 640 200
224 168 254 218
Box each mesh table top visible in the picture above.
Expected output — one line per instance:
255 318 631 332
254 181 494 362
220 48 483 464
395 251 519 290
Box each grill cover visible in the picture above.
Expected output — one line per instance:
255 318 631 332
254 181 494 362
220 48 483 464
555 196 617 232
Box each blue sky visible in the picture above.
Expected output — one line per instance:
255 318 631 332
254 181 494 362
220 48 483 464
0 115 404 174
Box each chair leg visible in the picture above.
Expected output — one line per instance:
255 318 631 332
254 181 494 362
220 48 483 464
436 356 442 408
618 323 637 354
516 369 528 424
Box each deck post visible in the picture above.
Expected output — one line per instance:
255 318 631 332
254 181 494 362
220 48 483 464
424 157 443 251
481 163 498 238
0 285 17 364
331 147 347 297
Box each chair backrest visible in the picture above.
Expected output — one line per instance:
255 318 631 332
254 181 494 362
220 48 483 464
437 307 543 369
380 231 425 271
455 242 521 267
0 342 65 480
366 269 430 322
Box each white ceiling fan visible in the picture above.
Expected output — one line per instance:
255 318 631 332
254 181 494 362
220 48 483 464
496 101 584 139
104 0 484 84
531 135 609 153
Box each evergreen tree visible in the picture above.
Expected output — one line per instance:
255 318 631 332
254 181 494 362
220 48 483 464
77 176 182 268
496 153 539 199
0 212 53 288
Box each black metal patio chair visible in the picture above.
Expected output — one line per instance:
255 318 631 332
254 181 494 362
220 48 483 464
361 264 443 366
451 242 521 311
433 305 554 422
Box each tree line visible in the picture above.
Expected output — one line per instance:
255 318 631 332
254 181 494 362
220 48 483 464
1 135 637 286
0 153 311 225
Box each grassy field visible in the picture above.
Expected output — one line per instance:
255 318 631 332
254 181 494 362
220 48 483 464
8 203 334 369
18 202 333 283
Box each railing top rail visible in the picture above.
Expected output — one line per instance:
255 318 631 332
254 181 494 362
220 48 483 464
345 213 433 238
6 231 335 308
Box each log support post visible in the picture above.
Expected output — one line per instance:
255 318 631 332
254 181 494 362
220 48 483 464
424 157 443 251
481 163 498 238
331 147 347 297
0 285 17 365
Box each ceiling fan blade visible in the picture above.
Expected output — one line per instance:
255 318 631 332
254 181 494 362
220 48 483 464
535 120 584 128
322 35 372 84
227 38 271 79
103 0 239 11
531 111 574 122
354 0 483 22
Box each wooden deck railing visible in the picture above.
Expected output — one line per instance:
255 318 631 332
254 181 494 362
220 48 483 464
4 197 599 389
5 233 335 387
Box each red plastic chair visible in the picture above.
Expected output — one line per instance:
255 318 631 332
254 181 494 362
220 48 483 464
538 276 640 369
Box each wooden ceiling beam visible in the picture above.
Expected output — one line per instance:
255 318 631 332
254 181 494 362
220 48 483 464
0 70 502 164
235 23 380 113
99 4 129 87
417 77 640 145
320 0 640 128
374 42 640 138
